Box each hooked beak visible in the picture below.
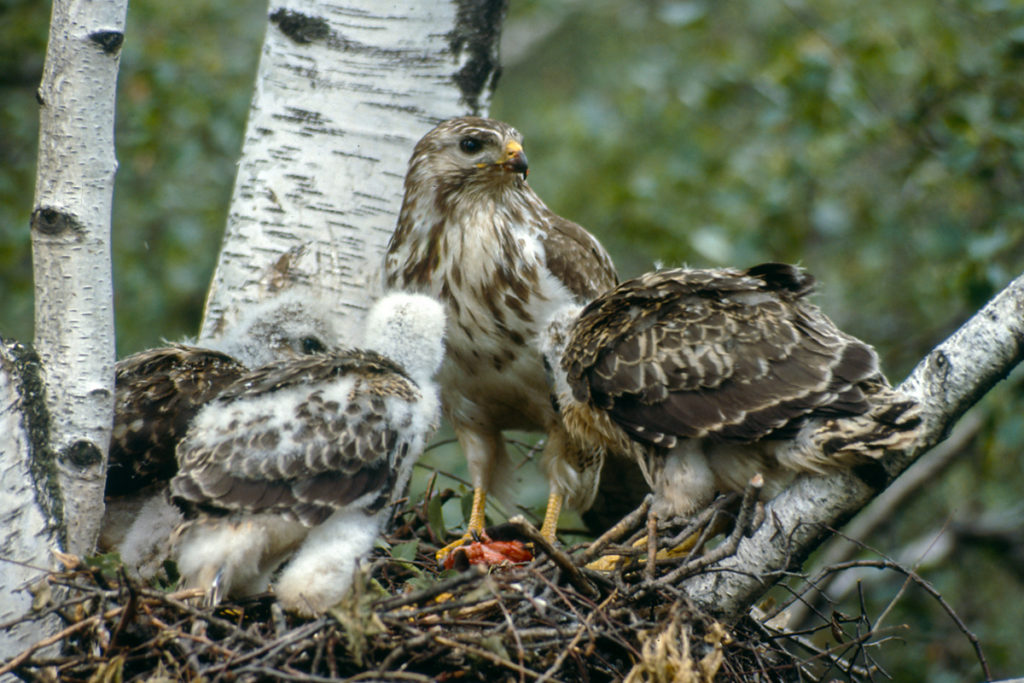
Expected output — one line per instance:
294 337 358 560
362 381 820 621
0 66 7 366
500 140 529 178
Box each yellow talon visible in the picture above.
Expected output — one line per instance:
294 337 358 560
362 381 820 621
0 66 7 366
435 486 488 563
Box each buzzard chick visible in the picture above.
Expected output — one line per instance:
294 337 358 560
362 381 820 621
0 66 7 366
170 293 445 615
385 117 618 551
102 293 344 578
540 263 921 521
107 291 341 498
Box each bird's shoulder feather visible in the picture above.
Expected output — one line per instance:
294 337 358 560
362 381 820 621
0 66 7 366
564 264 882 447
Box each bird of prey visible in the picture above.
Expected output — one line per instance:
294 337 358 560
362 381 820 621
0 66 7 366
384 116 618 553
101 292 344 578
540 263 922 521
169 293 445 615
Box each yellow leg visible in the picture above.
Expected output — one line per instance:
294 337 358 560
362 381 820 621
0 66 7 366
435 487 488 563
539 490 563 542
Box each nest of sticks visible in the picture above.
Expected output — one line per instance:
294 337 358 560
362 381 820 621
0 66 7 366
4 479 903 682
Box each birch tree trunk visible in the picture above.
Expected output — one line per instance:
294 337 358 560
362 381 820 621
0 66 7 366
0 0 126 661
199 0 507 344
0 341 64 663
680 271 1024 618
29 0 125 557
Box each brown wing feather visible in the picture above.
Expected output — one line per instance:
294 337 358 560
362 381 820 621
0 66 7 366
565 263 883 449
541 214 618 301
171 350 419 526
107 345 246 496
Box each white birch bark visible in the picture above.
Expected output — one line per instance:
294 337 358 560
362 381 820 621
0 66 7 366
680 272 1024 618
0 341 64 663
29 0 126 556
199 0 507 344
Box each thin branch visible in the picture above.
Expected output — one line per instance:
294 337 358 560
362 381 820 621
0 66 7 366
508 515 599 599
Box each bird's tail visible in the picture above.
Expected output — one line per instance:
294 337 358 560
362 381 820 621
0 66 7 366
780 383 923 473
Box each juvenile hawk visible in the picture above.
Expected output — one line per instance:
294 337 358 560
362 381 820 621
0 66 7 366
384 117 618 552
107 291 341 497
169 293 445 615
540 263 922 520
101 293 344 578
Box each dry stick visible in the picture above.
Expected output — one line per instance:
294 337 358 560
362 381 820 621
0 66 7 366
348 671 437 682
0 586 206 676
658 475 763 586
508 515 599 599
534 591 617 683
581 495 652 563
665 494 737 557
758 617 903 679
645 513 658 582
492 584 528 683
433 633 541 679
203 619 326 676
821 559 992 681
0 612 103 675
376 564 486 611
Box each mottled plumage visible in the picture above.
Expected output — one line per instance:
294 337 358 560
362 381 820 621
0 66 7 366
107 292 341 499
384 117 618 547
101 294 345 578
108 345 246 497
170 293 445 615
172 351 421 525
542 263 921 519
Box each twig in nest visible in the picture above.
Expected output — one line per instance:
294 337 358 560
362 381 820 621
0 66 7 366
508 515 599 599
811 558 991 681
433 633 541 679
535 591 617 683
581 495 652 563
657 475 763 586
376 564 486 611
645 512 658 582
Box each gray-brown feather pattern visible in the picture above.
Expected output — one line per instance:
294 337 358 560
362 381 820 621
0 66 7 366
541 215 618 302
171 350 420 526
564 263 888 450
108 345 246 497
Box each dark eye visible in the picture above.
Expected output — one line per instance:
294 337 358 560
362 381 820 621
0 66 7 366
459 137 483 154
301 337 327 354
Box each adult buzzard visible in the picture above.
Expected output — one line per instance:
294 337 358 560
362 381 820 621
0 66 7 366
384 117 618 554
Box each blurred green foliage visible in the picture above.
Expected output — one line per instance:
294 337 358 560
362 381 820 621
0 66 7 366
2 0 1023 679
0 0 264 354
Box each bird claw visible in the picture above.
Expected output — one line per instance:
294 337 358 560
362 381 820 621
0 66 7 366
206 566 226 607
435 533 475 564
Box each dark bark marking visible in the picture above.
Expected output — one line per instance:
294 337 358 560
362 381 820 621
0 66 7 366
31 207 84 237
270 8 330 45
2 338 65 549
89 30 124 55
62 439 104 469
449 0 508 115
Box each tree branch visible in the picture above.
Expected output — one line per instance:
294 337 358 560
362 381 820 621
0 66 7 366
680 272 1024 618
